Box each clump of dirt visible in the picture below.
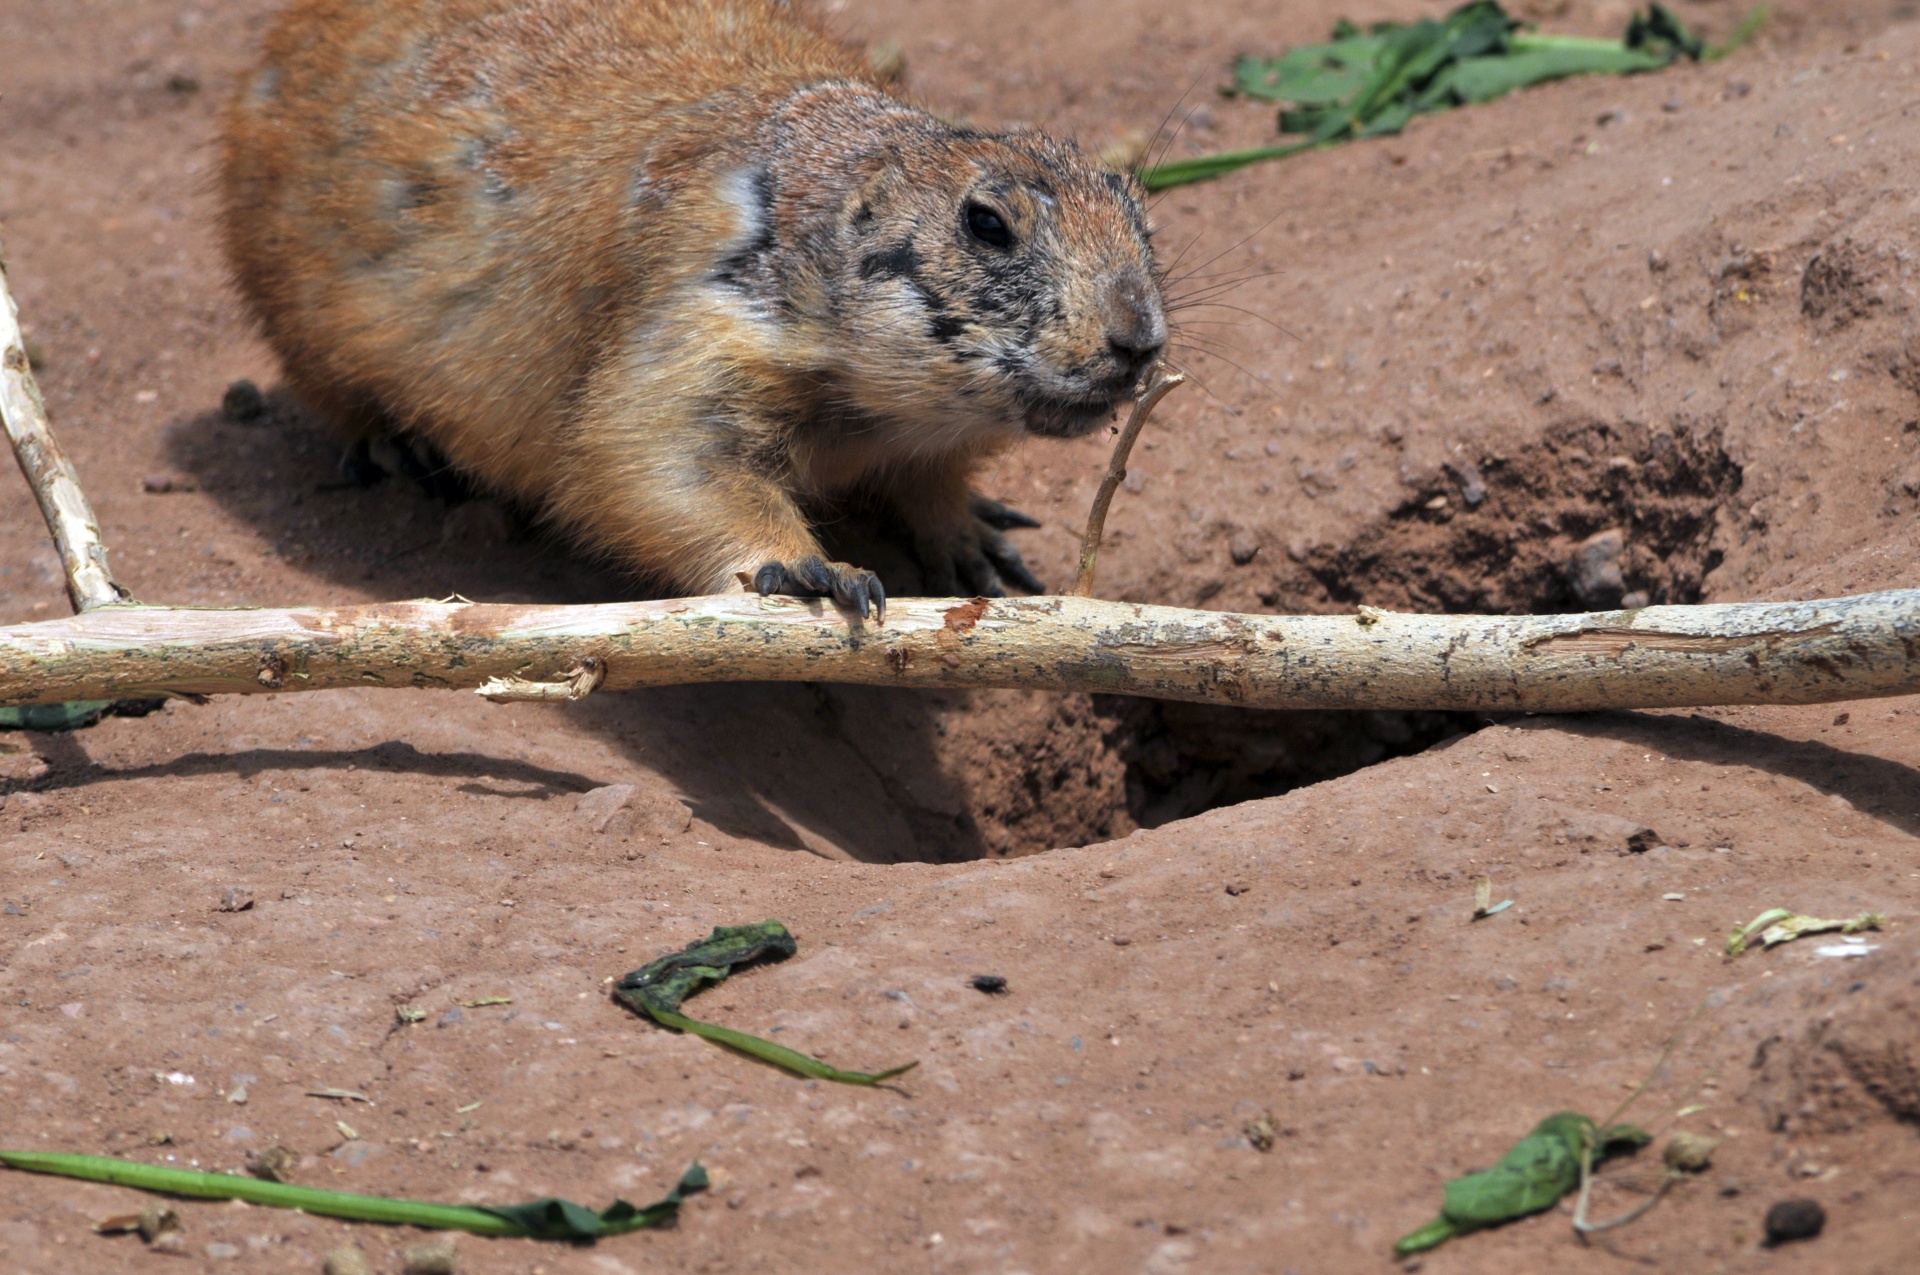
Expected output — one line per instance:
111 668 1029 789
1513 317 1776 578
1291 417 1742 615
1751 929 1920 1134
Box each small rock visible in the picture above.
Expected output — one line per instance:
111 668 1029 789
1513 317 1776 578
249 1144 297 1183
1661 96 1684 113
141 474 183 494
1243 1111 1278 1153
217 886 254 913
330 1139 382 1168
1763 1198 1826 1245
1648 249 1669 273
323 1245 375 1275
137 1203 180 1242
402 1238 459 1275
970 975 1008 994
204 1241 240 1260
575 783 693 839
1228 533 1260 566
1590 358 1624 377
1567 528 1627 609
1444 461 1487 508
221 379 267 423
1663 1131 1718 1172
1625 826 1664 854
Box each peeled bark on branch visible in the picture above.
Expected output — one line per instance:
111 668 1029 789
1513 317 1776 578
0 590 1913 712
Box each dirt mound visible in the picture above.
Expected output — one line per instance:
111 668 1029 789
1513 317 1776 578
1750 928 1920 1134
1291 416 1742 614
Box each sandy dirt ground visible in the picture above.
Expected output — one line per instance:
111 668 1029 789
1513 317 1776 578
3 0 1920 1271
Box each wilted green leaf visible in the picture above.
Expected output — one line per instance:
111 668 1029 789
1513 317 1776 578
1394 1112 1649 1254
0 701 112 731
614 920 917 1086
1726 907 1885 955
1146 2 1760 190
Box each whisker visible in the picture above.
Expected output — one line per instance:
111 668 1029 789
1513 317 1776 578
1166 342 1281 399
1169 300 1298 340
1137 72 1210 180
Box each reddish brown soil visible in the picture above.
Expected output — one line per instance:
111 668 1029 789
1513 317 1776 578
4 2 1920 1272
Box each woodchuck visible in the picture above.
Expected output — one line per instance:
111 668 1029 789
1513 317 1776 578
219 0 1167 617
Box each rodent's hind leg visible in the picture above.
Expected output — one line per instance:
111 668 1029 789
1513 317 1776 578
752 556 886 622
970 495 1046 588
906 491 1046 598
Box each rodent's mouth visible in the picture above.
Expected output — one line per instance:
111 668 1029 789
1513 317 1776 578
1020 393 1124 439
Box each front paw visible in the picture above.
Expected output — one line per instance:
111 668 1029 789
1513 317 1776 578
752 555 886 621
915 495 1047 597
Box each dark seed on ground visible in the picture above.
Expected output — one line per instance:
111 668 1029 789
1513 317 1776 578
971 975 1007 994
1764 1198 1826 1245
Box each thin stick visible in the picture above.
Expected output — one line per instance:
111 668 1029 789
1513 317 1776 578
1572 998 1709 1241
1073 366 1185 597
0 237 128 612
0 589 1914 712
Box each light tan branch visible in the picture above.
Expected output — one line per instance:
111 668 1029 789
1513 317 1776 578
0 237 128 613
1073 366 1184 597
0 589 1913 712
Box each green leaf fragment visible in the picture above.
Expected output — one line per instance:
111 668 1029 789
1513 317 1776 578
1726 907 1885 955
0 697 168 732
613 920 917 1087
1394 1112 1649 1254
0 701 112 731
0 1150 705 1240
1146 2 1766 191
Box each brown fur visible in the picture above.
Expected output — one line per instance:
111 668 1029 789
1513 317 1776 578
220 0 1165 607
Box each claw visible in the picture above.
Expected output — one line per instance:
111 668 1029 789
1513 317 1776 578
970 494 1043 530
752 556 884 623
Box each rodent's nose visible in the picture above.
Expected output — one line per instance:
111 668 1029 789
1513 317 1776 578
1103 274 1167 379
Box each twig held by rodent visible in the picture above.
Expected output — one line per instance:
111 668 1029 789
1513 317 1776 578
1073 365 1185 597
0 237 128 613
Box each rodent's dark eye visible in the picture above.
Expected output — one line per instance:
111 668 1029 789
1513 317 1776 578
965 203 1014 251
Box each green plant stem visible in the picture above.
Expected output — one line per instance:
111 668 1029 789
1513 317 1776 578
1140 140 1325 190
0 1150 693 1238
2 1151 529 1234
645 1004 917 1086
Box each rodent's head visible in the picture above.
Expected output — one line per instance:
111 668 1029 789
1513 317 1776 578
790 103 1165 442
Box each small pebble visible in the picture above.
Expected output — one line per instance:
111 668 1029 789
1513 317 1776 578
217 886 255 912
970 975 1007 994
402 1238 459 1274
1663 1131 1718 1172
137 1203 180 1242
204 1241 240 1260
323 1245 374 1275
221 378 268 423
1763 1197 1826 1245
